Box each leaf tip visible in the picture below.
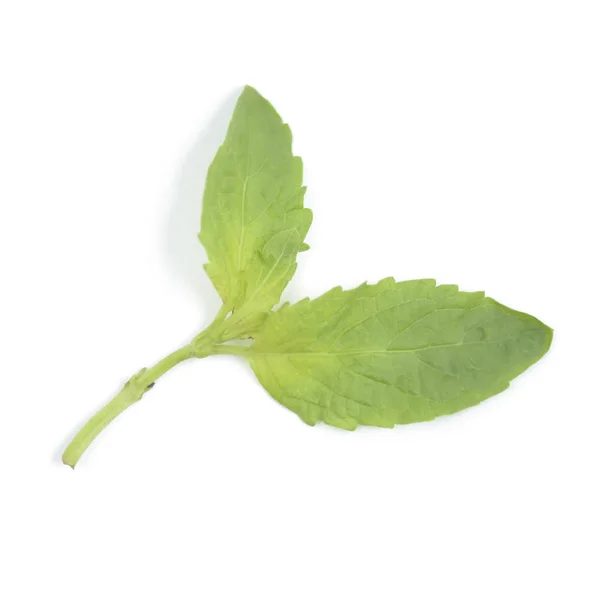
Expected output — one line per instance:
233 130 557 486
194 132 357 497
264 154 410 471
540 321 554 353
242 84 260 96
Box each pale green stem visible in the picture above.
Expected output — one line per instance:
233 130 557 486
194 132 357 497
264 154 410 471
211 344 250 357
62 346 193 468
63 305 233 469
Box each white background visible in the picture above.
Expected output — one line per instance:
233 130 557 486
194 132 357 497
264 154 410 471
1 1 599 598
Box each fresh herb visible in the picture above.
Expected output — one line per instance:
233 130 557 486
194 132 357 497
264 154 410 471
62 86 552 467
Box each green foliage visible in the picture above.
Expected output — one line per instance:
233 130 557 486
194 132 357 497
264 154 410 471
63 85 552 467
200 86 312 333
246 279 552 429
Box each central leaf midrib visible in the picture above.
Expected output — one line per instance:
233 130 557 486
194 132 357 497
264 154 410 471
249 339 510 357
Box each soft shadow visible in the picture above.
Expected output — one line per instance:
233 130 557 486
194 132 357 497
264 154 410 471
162 88 241 319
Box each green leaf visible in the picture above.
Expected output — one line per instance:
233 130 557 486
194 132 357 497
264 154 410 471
199 86 312 329
246 278 552 429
